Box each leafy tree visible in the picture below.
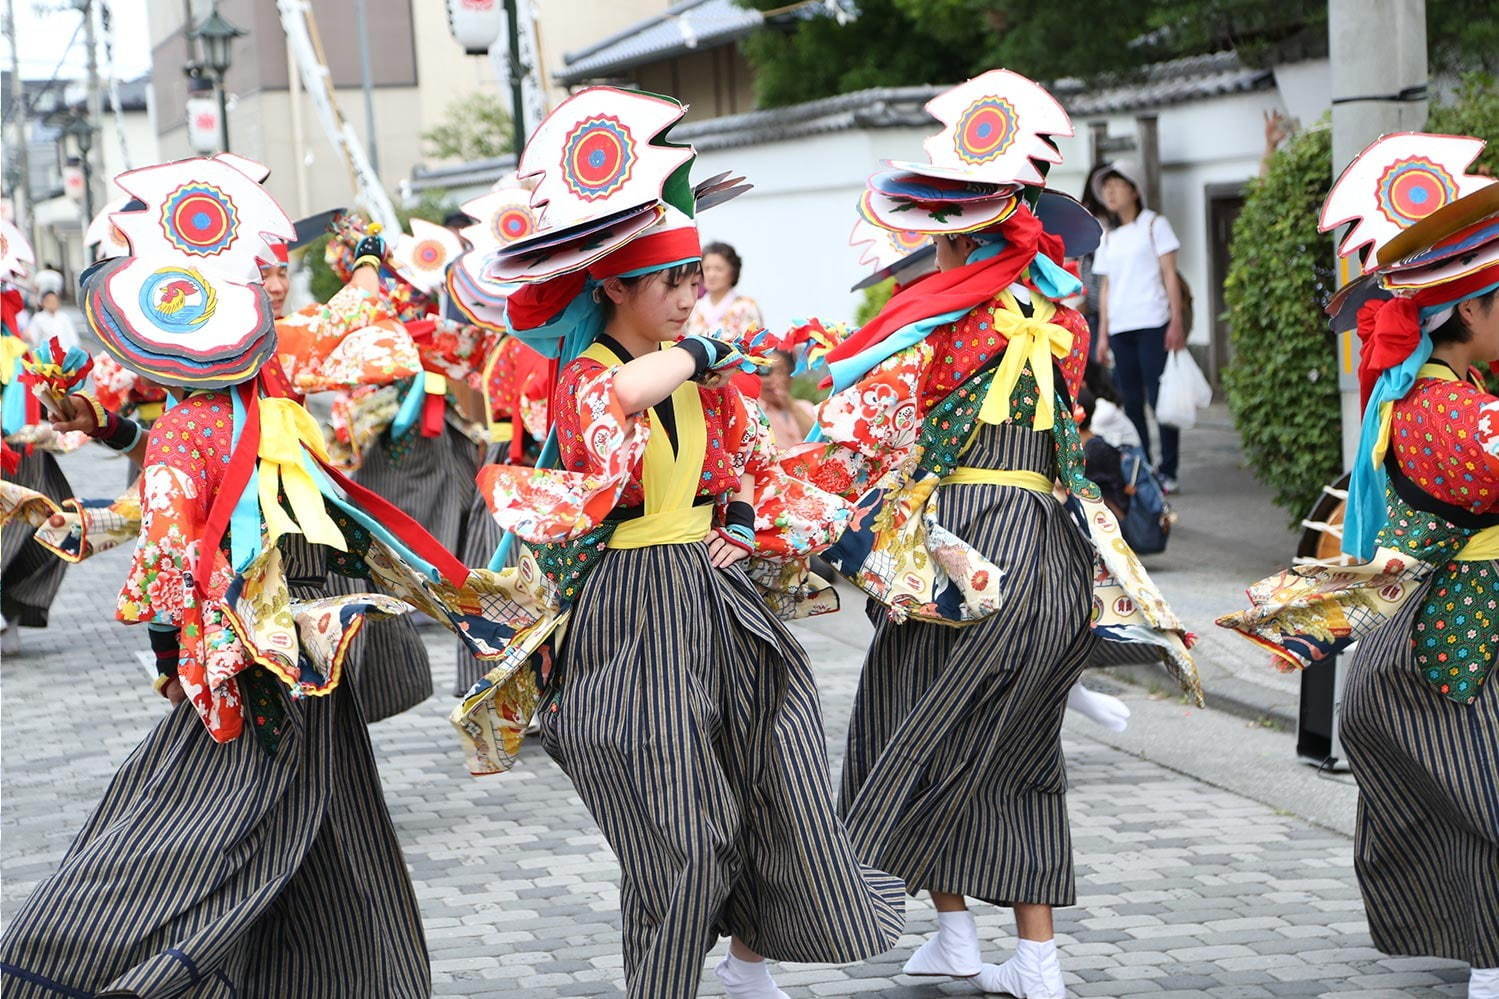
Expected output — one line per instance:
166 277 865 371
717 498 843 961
422 91 513 163
738 0 1499 108
304 191 457 304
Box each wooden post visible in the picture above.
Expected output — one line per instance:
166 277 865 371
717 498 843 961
1088 120 1109 168
1135 113 1161 208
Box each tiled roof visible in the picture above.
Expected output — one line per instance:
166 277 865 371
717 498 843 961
412 50 1285 191
556 0 766 85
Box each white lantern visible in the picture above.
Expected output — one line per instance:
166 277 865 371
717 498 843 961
446 0 504 56
186 97 221 154
62 162 86 203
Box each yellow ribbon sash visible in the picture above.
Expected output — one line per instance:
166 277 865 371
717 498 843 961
582 341 711 549
976 289 1074 431
0 336 28 385
1456 524 1499 562
257 396 347 551
940 467 1055 493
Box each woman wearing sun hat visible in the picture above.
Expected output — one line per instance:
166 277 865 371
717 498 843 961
1089 157 1187 492
803 70 1196 997
0 153 514 997
1221 131 1499 998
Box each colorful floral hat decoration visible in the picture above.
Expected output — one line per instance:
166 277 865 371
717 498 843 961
0 217 34 282
447 173 538 332
82 155 296 389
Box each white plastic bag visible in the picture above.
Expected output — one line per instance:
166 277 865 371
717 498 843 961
1155 350 1213 430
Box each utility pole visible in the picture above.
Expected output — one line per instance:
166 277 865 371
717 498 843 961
78 0 103 221
504 0 525 157
353 0 379 176
1328 0 1428 468
3 0 33 246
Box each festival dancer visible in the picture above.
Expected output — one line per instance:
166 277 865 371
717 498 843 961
1220 132 1499 998
451 86 904 999
0 218 83 654
0 154 509 997
800 71 1196 997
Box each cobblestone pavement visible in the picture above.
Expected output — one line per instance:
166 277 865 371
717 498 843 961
0 446 1473 997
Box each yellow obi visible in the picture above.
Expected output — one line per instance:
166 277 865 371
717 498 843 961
1456 524 1499 562
582 341 712 549
940 467 1055 494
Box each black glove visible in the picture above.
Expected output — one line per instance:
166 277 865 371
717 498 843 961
353 222 388 271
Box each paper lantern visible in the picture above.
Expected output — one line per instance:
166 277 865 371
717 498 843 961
446 0 503 56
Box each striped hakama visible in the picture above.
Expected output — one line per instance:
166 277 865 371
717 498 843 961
0 538 430 997
538 542 905 999
1340 584 1499 968
1 450 71 628
838 421 1097 907
332 422 483 719
454 442 505 696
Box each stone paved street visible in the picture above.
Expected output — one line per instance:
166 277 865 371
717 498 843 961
0 442 1475 997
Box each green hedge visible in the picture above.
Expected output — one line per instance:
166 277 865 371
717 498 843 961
1222 74 1498 524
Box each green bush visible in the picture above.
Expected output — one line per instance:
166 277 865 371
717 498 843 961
1221 124 1340 524
855 279 895 325
1222 74 1499 523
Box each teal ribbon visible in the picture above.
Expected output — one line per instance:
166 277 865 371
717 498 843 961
228 387 262 572
390 374 425 441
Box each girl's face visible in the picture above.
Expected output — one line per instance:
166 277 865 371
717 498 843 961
1100 176 1139 215
933 233 977 272
1460 294 1499 362
608 267 703 342
702 252 735 296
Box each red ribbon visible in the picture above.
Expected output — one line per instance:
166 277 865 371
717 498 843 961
826 205 1058 368
1353 261 1499 406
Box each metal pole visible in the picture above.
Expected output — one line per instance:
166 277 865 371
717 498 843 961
353 0 379 176
80 0 103 222
217 75 231 152
504 0 525 156
1329 0 1428 468
3 0 33 246
287 32 310 217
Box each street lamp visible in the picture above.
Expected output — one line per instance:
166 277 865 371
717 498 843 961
191 5 245 153
60 114 96 222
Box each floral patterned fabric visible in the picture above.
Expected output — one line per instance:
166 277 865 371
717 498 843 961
685 293 763 341
456 356 854 774
1220 372 1499 704
791 288 1199 700
1 478 141 563
90 352 165 418
116 389 524 743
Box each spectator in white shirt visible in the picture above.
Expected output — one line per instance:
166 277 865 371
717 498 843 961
25 291 80 355
1089 159 1186 492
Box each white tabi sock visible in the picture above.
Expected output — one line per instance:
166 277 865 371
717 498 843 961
902 908 982 977
714 953 789 999
1065 681 1130 732
975 937 1065 997
1471 967 1499 999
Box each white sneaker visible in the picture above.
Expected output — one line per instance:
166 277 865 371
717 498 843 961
1 620 20 658
975 939 1065 997
902 909 982 977
1157 474 1179 495
1065 682 1130 732
713 955 789 999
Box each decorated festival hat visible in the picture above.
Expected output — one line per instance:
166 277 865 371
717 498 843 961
848 214 935 292
85 197 134 259
0 217 35 282
446 173 538 332
488 86 749 358
389 217 465 296
860 69 1072 236
82 154 296 389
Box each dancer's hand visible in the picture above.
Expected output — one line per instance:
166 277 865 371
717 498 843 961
49 393 103 435
159 677 186 705
707 530 752 568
